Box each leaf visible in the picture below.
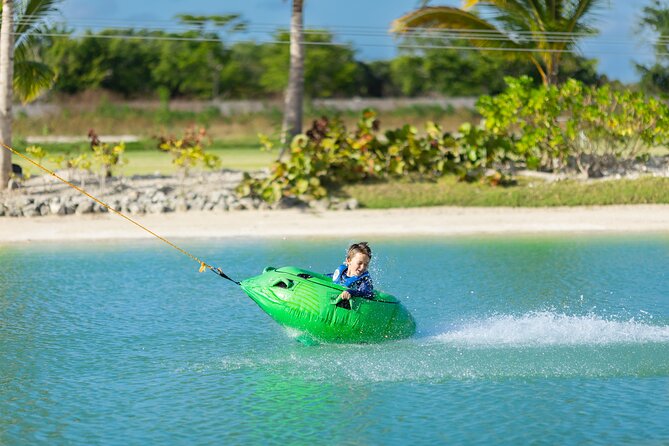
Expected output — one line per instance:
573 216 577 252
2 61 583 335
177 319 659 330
296 178 309 194
13 60 55 103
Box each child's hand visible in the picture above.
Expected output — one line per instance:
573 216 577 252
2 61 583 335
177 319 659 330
339 290 352 300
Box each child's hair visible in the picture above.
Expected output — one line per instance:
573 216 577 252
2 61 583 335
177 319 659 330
347 241 372 260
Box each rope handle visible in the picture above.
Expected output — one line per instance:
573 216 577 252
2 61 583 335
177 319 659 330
211 267 241 285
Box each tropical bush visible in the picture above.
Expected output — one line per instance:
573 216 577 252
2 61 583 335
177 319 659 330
237 109 509 203
88 129 127 180
157 126 221 179
477 77 669 176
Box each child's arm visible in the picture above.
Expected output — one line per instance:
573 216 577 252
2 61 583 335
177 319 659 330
347 276 374 298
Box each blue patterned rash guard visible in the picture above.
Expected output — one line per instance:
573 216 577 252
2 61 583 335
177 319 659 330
332 264 374 298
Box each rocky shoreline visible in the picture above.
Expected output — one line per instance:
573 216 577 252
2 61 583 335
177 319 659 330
0 169 359 218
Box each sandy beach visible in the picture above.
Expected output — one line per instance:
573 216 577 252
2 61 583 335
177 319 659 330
1 205 668 243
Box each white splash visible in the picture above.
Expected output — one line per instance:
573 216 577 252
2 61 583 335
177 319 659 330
429 312 669 347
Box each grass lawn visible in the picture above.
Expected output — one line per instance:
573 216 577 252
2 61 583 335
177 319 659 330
120 147 277 175
342 175 669 208
12 138 278 176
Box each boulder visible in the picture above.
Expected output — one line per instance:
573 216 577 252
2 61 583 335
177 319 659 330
49 200 66 216
22 203 40 217
75 200 95 215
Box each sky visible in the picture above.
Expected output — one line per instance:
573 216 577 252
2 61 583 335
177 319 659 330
57 0 656 84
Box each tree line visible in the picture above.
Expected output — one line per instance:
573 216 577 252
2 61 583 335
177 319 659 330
35 25 604 100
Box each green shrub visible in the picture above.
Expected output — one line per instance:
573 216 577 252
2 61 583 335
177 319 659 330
157 126 221 179
477 76 669 175
238 109 508 203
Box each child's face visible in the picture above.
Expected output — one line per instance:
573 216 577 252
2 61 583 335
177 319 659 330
346 252 370 276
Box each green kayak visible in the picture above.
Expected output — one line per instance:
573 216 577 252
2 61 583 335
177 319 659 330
240 266 416 343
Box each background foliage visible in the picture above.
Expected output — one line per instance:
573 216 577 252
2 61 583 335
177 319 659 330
238 77 669 203
36 26 604 100
478 76 669 175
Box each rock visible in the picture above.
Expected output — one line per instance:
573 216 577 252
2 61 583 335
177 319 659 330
152 191 167 203
22 203 40 217
175 197 189 212
331 198 359 210
49 200 66 215
273 196 304 210
238 197 257 210
228 200 245 211
191 196 207 211
119 196 130 212
17 197 34 207
75 200 95 215
148 202 169 213
127 202 143 214
345 198 359 210
138 196 152 210
308 199 330 212
7 205 22 217
224 194 237 206
333 200 348 211
64 200 77 215
213 201 229 212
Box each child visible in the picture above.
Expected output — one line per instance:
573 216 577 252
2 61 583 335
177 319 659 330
332 242 374 303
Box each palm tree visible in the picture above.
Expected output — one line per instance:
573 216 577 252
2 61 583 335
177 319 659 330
0 0 60 189
279 0 304 158
391 1 606 86
636 1 669 94
0 0 15 189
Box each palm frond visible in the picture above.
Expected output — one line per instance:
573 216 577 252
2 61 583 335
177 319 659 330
466 0 537 19
564 0 607 34
0 0 62 102
13 59 55 103
14 33 41 62
15 0 60 36
392 6 518 50
392 1 607 85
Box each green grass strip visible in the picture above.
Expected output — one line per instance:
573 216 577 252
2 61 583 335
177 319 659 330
343 176 669 208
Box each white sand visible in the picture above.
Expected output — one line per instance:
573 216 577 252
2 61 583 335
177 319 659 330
1 205 668 243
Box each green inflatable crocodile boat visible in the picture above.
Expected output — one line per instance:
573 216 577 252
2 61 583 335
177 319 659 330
240 266 416 343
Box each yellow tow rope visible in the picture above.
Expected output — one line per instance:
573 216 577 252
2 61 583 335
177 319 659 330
1 142 239 285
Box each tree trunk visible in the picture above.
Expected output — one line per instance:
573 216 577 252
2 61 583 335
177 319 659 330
0 0 14 189
279 0 304 159
545 53 560 86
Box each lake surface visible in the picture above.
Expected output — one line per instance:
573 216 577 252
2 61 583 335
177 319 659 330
1 235 668 445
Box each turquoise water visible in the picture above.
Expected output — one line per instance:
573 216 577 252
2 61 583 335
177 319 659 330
1 236 668 445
